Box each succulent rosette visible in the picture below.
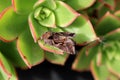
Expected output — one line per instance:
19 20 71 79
2 0 120 80
72 0 120 79
29 0 97 54
0 0 97 79
91 11 120 80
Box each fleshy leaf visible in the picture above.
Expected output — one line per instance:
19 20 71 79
99 0 115 10
0 52 18 80
55 1 79 27
115 0 120 11
29 13 48 42
104 28 120 41
34 7 56 27
65 0 96 10
72 44 98 71
49 27 63 32
0 73 4 80
39 12 56 28
45 52 69 65
91 59 119 80
0 41 27 68
38 40 64 55
34 0 57 10
95 12 120 36
12 0 38 14
102 43 116 62
0 0 11 12
0 7 27 42
113 41 120 60
102 41 120 60
107 59 120 78
98 5 112 18
17 28 44 68
62 15 97 45
91 45 118 80
114 10 120 18
91 58 109 80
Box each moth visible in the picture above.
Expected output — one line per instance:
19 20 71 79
41 32 76 54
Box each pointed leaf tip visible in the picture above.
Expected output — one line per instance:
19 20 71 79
96 12 120 36
17 39 32 68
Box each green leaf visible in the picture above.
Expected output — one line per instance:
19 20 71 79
55 1 79 27
98 6 112 18
91 59 111 80
91 47 120 80
45 52 69 65
100 0 115 10
114 41 120 60
0 41 27 68
102 41 120 60
101 41 120 78
0 0 11 12
72 45 98 71
62 15 97 44
0 7 28 42
17 28 44 68
91 60 119 80
103 43 117 60
104 28 120 41
95 12 120 36
114 10 120 18
0 73 4 80
0 52 17 80
115 0 120 11
12 0 38 14
49 27 63 32
65 0 96 10
39 12 56 28
29 13 48 42
34 7 56 27
34 0 57 10
107 59 120 78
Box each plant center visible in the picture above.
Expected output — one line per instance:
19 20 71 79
34 7 51 21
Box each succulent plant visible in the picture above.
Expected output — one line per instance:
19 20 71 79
0 0 120 80
72 0 120 80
